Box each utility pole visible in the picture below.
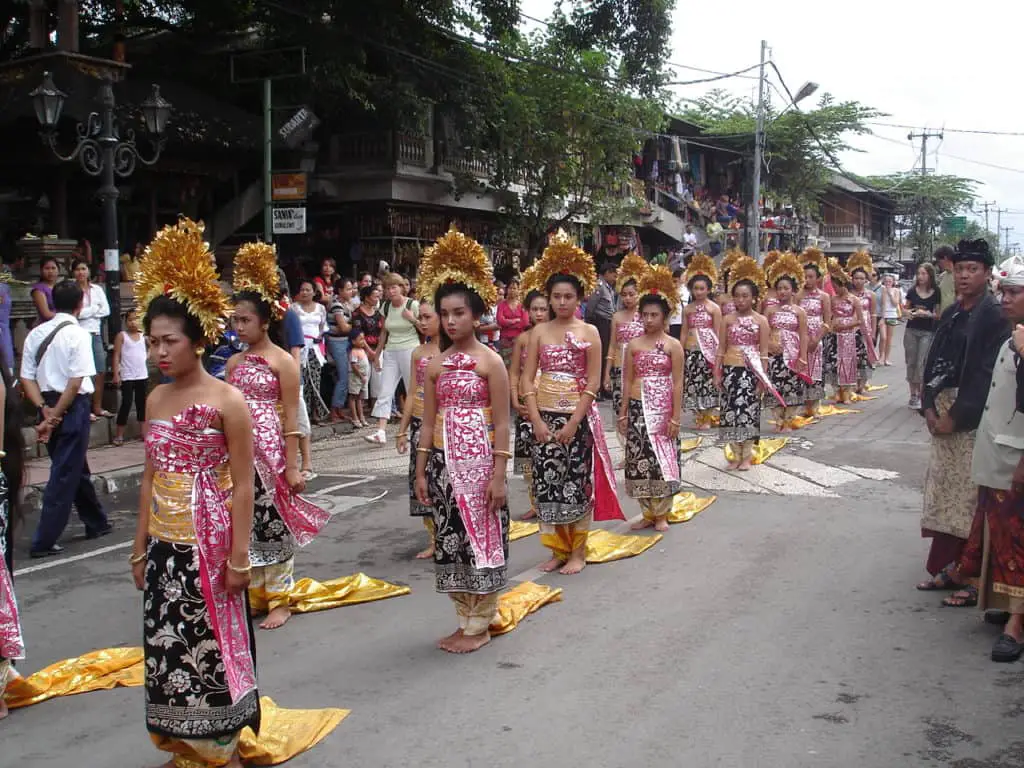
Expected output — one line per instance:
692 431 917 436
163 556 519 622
749 39 768 264
981 200 994 235
997 208 1008 253
1002 226 1013 256
907 130 943 258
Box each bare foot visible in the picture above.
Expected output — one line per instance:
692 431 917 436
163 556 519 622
437 628 463 649
538 556 566 572
414 545 435 560
0 699 8 721
441 631 491 654
520 509 537 521
559 554 587 575
259 606 292 630
738 459 753 472
726 460 741 471
654 519 670 532
631 518 655 530
695 424 711 431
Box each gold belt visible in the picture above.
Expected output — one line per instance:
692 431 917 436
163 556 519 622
411 390 425 419
537 373 581 413
433 407 494 449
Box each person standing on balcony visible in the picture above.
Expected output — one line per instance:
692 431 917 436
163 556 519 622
683 224 698 257
72 259 112 422
586 262 619 399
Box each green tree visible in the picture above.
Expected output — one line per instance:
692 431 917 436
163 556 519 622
862 173 979 257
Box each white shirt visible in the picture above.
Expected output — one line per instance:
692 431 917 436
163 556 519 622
669 284 690 325
971 340 1024 490
20 313 96 394
683 231 698 250
76 283 110 335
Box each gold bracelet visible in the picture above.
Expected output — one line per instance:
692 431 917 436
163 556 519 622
396 432 408 439
617 415 627 422
493 450 513 459
416 447 431 454
283 431 302 438
522 391 537 398
226 560 252 575
582 389 598 399
668 419 680 427
128 552 147 565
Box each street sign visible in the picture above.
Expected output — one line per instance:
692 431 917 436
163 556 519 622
278 107 320 149
943 216 967 235
272 172 307 202
272 206 306 235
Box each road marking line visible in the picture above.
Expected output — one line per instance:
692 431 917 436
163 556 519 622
17 540 133 576
312 476 376 495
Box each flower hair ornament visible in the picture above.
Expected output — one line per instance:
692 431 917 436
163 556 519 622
637 264 680 316
616 252 650 293
233 241 286 320
531 229 597 297
416 226 498 309
134 217 231 343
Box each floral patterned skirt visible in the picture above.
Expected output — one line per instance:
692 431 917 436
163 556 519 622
250 471 294 566
769 355 806 407
426 449 509 595
625 398 681 499
822 332 838 388
719 365 761 443
144 538 260 740
530 411 595 525
609 366 624 421
513 413 534 475
856 330 873 381
408 416 431 516
685 349 719 411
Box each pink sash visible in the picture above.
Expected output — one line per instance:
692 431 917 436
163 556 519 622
0 553 24 661
857 294 879 365
836 329 859 386
640 369 681 486
439 356 505 569
739 345 787 408
690 305 719 366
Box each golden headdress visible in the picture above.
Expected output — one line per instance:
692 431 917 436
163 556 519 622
728 256 767 297
847 250 874 277
720 247 746 275
519 263 542 297
531 229 597 297
827 257 852 286
232 241 286 320
684 252 718 287
637 264 680 316
134 217 231 343
767 252 804 288
616 252 649 293
800 246 827 275
762 250 783 277
416 227 498 309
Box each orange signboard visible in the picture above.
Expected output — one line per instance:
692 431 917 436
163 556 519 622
271 172 307 201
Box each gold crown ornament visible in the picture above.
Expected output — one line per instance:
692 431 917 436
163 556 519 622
233 241 287 320
637 264 680 316
800 246 827 276
134 217 231 343
767 252 804 288
719 247 747 277
616 252 650 293
846 250 874 277
519 263 543 297
683 252 718 287
728 256 767 298
531 229 597 298
762 250 783 277
827 257 852 286
416 227 498 309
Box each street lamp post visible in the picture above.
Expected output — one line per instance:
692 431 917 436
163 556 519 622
30 71 171 337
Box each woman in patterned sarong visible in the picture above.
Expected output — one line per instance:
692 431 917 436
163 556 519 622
509 290 550 521
0 366 25 721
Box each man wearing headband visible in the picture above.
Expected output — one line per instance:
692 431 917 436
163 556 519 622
953 255 1024 661
917 239 1009 601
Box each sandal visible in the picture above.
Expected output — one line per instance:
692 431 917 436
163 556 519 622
916 568 960 591
942 585 978 607
301 469 317 481
112 437 124 447
99 409 115 418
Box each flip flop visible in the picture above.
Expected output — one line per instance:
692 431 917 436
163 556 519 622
942 586 978 607
916 569 960 591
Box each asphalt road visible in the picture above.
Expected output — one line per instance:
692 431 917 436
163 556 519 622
6 359 1023 768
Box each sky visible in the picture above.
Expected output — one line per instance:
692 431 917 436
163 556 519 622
520 0 1024 250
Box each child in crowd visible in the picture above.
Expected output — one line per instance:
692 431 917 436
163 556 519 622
111 309 149 446
348 326 371 427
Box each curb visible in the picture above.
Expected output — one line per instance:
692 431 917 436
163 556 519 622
23 422 357 513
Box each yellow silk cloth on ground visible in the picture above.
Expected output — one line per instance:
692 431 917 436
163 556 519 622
585 529 662 562
5 647 142 709
509 520 540 541
846 393 876 403
274 572 410 614
865 383 887 392
723 437 788 465
238 696 348 766
815 405 860 418
490 581 563 636
669 492 717 524
769 416 819 430
680 436 703 452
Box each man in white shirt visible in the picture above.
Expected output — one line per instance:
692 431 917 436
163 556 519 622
20 280 110 557
682 224 698 256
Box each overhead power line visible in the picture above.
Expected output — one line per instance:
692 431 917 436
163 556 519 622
866 121 1024 137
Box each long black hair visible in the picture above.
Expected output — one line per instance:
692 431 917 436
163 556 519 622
434 282 486 352
232 290 284 349
1 365 25 573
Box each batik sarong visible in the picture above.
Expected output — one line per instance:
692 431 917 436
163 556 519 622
769 354 806 406
720 365 761 443
685 348 718 411
625 399 682 498
408 415 431 517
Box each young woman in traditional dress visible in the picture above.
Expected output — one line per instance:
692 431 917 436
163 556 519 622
522 231 623 575
130 219 260 768
509 284 549 521
798 249 832 417
759 250 783 313
825 259 865 404
682 254 722 430
715 248 745 317
0 366 25 722
397 297 440 558
715 262 785 471
413 229 510 654
603 252 648 433
765 253 809 431
226 243 331 631
619 266 684 532
848 252 879 394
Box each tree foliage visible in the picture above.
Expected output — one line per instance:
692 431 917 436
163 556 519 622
862 172 979 256
678 89 882 206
